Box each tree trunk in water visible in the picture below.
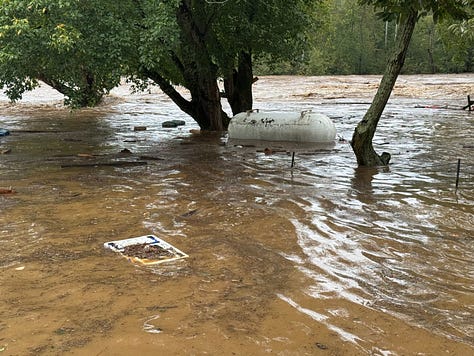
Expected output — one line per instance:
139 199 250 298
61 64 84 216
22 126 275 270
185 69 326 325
144 69 228 131
224 51 254 115
76 70 102 107
189 74 228 131
173 1 228 131
351 9 418 166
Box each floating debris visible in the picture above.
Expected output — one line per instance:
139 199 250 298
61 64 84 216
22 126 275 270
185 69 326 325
162 120 186 128
315 342 328 350
143 314 162 334
139 155 164 161
104 235 188 265
0 187 15 195
61 161 147 168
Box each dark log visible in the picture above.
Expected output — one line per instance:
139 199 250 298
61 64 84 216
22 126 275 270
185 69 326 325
61 161 147 168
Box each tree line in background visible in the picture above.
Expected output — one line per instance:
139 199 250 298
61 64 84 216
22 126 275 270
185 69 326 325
258 0 473 76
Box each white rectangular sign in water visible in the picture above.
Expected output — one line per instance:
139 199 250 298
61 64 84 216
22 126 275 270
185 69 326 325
104 235 188 265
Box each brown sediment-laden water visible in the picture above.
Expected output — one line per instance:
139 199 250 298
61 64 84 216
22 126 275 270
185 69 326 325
0 74 473 355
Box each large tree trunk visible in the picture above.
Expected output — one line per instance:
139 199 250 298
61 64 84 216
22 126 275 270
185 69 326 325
138 1 234 130
145 68 229 131
223 51 254 115
189 72 228 130
351 8 418 166
173 0 227 131
79 70 101 107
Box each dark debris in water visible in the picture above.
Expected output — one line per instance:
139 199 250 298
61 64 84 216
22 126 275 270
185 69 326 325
180 209 198 218
0 187 15 194
122 243 175 260
60 160 147 168
315 342 329 350
54 327 75 335
146 305 178 312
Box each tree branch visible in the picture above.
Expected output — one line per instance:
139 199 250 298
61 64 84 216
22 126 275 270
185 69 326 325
142 68 194 117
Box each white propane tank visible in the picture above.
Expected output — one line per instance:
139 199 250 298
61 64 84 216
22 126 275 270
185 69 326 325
228 110 336 143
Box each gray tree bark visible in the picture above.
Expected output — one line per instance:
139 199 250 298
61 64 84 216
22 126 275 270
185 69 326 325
224 51 254 116
351 8 418 166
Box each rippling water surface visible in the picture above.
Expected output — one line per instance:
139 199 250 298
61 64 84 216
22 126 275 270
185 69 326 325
0 75 473 355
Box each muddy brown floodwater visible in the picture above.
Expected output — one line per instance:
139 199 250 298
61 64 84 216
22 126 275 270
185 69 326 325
1 74 473 355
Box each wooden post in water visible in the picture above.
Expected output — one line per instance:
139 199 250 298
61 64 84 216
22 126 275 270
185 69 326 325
291 152 295 168
455 159 461 192
462 95 473 111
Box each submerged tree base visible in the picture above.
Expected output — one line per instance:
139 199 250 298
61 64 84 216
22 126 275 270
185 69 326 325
351 8 418 167
351 119 392 166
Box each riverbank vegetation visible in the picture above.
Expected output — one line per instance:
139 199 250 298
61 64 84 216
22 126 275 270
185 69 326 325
257 0 473 76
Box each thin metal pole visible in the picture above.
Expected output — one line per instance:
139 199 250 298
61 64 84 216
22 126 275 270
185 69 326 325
455 159 461 192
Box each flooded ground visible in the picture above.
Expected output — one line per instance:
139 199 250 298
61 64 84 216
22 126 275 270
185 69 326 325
1 74 473 355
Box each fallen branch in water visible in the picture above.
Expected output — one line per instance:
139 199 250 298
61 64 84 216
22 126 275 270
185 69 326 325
61 161 147 168
139 155 165 161
10 130 67 133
